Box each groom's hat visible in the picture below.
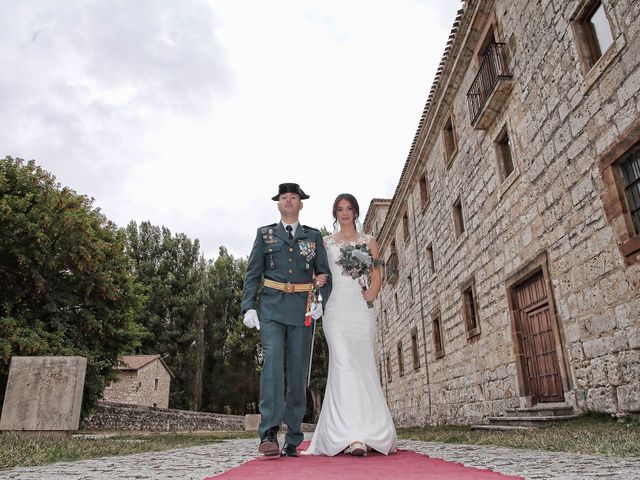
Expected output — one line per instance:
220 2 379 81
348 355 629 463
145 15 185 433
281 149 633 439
272 183 310 201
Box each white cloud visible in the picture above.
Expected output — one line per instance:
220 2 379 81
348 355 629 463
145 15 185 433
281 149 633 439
0 0 462 258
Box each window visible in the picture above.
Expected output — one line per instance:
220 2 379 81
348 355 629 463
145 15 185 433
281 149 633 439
386 352 392 382
599 117 640 265
379 361 383 386
394 292 400 314
443 113 458 165
154 378 159 391
403 211 410 240
571 0 620 80
407 274 414 302
386 241 399 283
495 125 515 180
462 280 481 339
432 312 444 359
384 308 389 329
619 150 640 234
453 198 465 238
585 2 614 62
411 327 420 370
426 243 435 275
419 172 430 208
467 15 513 129
397 340 405 377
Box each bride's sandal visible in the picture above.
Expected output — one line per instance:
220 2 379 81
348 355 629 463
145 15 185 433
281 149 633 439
349 441 367 456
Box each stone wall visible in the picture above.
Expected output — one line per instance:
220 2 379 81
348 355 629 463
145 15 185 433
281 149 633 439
82 402 245 432
370 0 640 426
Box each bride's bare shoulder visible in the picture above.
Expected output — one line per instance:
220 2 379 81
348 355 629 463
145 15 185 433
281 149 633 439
323 234 336 245
359 232 375 245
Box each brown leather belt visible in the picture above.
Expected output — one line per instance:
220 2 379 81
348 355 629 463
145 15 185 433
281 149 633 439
264 279 313 293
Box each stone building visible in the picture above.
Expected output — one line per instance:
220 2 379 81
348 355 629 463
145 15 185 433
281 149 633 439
364 0 640 426
102 355 173 409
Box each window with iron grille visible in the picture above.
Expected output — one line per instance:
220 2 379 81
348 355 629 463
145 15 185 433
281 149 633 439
620 150 640 235
598 118 640 266
397 340 404 377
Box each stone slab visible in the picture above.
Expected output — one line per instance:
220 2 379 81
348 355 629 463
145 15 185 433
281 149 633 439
244 414 261 431
0 356 86 431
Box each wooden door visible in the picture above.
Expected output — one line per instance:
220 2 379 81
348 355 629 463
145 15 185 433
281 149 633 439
514 272 564 403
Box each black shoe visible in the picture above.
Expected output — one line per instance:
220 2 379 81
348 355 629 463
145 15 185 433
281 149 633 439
258 427 279 456
281 443 298 457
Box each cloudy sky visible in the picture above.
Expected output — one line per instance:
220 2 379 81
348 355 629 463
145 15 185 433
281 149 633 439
1 0 461 258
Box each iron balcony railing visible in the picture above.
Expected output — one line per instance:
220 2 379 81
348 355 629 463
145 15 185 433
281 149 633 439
467 43 512 125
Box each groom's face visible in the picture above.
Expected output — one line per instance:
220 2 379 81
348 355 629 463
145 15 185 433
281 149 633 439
277 192 303 217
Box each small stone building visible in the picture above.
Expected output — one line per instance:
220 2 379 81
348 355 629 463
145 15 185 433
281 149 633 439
364 0 640 426
102 355 173 409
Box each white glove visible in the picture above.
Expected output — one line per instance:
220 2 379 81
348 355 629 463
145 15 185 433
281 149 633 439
309 302 323 320
243 309 260 330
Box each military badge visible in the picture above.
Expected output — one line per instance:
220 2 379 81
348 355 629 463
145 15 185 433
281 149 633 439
298 241 316 270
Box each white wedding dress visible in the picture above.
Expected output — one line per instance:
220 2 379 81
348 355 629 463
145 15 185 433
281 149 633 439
305 233 397 456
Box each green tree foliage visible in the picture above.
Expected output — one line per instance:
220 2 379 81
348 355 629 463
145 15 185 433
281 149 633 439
0 157 144 411
203 247 259 414
124 221 203 410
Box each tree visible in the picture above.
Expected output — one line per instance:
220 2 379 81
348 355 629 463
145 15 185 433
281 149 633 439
202 247 260 414
124 221 202 410
0 157 144 411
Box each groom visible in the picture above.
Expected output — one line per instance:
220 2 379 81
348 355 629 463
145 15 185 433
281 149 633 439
242 183 331 457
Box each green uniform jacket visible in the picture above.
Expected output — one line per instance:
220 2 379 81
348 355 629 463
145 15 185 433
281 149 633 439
242 222 331 325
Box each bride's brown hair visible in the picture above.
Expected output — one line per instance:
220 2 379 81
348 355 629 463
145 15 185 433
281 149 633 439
332 193 360 230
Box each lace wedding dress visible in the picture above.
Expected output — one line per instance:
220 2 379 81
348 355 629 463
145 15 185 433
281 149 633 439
305 233 397 456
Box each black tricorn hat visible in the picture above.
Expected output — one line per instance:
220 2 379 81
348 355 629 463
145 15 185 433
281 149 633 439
271 183 310 201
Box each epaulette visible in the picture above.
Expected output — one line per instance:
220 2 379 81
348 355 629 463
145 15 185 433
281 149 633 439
302 225 319 231
259 223 277 234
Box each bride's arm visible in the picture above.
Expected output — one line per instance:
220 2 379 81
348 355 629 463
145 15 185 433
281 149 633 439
364 237 382 302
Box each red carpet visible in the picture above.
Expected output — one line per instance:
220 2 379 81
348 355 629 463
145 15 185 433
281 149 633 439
205 441 523 479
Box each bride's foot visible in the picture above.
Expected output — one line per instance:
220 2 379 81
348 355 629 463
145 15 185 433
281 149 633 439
349 441 367 456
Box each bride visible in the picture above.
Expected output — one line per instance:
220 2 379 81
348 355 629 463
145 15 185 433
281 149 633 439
305 193 397 457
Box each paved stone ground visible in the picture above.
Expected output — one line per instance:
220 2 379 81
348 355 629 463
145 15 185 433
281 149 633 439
0 436 639 480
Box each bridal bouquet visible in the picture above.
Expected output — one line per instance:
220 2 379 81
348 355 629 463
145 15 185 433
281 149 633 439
336 243 383 308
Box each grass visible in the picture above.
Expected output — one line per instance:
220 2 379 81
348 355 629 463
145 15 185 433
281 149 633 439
2 414 638 470
398 413 640 458
0 430 255 470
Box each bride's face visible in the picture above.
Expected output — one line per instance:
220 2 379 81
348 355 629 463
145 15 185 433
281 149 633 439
336 199 355 227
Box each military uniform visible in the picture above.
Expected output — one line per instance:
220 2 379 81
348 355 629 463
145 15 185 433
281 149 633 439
242 220 331 448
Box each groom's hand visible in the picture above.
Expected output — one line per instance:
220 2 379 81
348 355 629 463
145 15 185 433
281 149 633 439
314 274 328 288
309 302 323 320
243 309 260 330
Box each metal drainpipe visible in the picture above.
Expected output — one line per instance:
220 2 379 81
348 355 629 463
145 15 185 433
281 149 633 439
378 288 389 402
408 192 432 419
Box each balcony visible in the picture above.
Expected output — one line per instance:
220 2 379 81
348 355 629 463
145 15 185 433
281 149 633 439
467 43 513 130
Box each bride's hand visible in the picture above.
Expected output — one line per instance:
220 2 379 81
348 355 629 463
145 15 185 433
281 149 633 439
315 274 328 288
362 289 376 302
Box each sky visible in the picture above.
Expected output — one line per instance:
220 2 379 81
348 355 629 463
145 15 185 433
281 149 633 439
1 0 462 259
